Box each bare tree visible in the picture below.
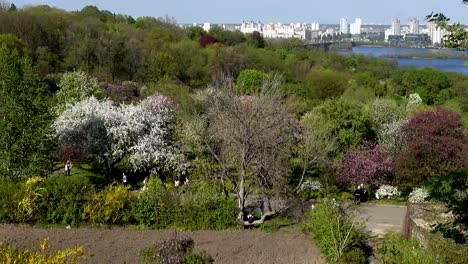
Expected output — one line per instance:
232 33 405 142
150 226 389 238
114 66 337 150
204 75 299 225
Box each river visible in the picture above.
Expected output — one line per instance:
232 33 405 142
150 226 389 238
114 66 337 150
342 46 468 75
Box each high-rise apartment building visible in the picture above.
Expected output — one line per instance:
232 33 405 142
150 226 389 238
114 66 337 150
426 22 445 44
340 18 348 34
391 18 401 35
410 17 419 34
311 22 320 31
350 18 362 35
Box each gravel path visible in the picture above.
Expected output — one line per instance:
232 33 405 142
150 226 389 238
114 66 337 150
356 203 407 236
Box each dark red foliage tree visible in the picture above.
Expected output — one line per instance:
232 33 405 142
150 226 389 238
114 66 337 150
396 108 468 187
57 144 87 163
339 142 394 187
199 34 219 48
99 82 140 102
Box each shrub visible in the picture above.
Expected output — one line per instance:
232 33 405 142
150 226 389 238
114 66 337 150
0 181 19 223
0 239 87 264
131 177 174 228
37 175 95 225
235 69 269 95
132 178 237 230
375 185 401 200
304 199 367 263
408 188 429 203
170 182 238 230
139 231 213 264
376 232 437 264
297 180 323 200
83 184 132 225
15 177 46 223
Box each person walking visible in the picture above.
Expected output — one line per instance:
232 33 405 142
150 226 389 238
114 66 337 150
122 173 128 186
64 160 72 176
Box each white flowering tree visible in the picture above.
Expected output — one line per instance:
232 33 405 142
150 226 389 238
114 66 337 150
53 95 187 177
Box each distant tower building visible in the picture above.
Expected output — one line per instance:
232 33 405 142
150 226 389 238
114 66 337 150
427 22 445 44
391 18 401 35
340 18 348 34
311 22 320 31
410 17 419 34
203 22 211 32
350 18 362 35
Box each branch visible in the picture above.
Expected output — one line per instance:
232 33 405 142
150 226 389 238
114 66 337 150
240 211 276 227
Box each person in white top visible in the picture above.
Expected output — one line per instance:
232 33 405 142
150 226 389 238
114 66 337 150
64 160 72 176
122 173 128 185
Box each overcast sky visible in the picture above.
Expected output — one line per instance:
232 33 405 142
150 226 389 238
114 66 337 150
11 0 468 24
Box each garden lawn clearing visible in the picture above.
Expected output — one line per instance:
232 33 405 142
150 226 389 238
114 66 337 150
0 224 325 264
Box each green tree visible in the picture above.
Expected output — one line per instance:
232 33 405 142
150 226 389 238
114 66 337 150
304 68 348 100
399 67 451 105
54 70 103 115
235 69 270 95
0 47 54 179
303 99 375 161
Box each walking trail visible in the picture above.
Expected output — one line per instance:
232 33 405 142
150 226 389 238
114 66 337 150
356 203 407 236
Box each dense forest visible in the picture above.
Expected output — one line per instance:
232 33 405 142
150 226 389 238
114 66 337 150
0 3 467 264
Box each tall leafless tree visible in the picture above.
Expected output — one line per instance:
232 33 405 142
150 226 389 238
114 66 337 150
203 75 299 225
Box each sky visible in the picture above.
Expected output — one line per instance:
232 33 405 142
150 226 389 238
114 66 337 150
11 0 468 24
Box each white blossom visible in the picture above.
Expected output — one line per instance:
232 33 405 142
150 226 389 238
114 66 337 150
300 180 322 191
408 187 429 203
378 120 408 157
53 95 188 176
375 185 401 199
406 93 422 112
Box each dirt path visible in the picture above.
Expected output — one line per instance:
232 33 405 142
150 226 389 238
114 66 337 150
356 203 407 236
0 224 324 264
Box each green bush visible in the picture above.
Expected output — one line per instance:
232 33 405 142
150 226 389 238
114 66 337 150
15 177 46 223
0 181 20 223
37 175 95 225
172 182 237 230
83 184 132 225
235 69 269 95
376 232 437 264
304 199 367 263
132 178 237 230
131 177 174 228
426 233 468 264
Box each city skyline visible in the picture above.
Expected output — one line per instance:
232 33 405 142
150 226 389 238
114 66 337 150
11 0 468 24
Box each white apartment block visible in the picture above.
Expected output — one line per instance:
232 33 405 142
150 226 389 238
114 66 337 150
242 21 312 40
350 18 362 35
426 22 446 44
410 17 419 34
391 18 401 36
240 21 263 34
340 18 348 34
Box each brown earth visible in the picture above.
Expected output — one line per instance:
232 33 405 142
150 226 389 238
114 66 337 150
0 224 325 264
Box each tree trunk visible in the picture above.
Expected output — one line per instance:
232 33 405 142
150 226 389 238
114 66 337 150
103 157 111 178
237 175 245 221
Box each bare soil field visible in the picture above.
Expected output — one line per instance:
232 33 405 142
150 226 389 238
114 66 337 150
0 224 324 264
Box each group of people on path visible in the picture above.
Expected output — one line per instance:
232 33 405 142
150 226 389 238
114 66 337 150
354 183 368 204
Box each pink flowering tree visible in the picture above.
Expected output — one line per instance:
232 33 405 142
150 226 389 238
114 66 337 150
339 142 394 187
